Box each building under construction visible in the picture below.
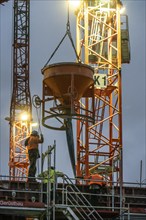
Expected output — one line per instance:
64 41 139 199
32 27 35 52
0 0 146 219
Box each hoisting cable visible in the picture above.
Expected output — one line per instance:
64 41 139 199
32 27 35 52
42 0 81 69
36 107 42 175
32 95 43 175
66 0 81 63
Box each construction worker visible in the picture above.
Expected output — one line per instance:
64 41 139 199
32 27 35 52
88 173 106 190
38 166 64 183
38 167 64 203
25 130 44 182
88 173 107 206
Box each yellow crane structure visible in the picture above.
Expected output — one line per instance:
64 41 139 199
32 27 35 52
75 0 130 184
1 0 130 185
41 0 130 187
1 2 146 220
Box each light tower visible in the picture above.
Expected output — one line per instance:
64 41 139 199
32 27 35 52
75 0 130 185
9 0 32 180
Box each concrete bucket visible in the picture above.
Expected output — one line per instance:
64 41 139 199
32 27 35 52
42 62 94 106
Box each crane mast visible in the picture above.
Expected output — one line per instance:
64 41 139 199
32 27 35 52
76 0 129 185
9 0 31 180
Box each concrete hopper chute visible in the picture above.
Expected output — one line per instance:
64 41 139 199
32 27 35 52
42 62 94 104
42 62 95 130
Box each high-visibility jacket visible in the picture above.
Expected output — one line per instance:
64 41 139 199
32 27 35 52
88 174 106 187
25 135 43 150
38 169 63 183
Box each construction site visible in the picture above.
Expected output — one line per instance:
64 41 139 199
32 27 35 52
0 0 146 219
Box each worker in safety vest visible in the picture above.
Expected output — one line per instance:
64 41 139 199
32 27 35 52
38 167 64 203
88 173 106 190
25 130 44 181
38 166 64 183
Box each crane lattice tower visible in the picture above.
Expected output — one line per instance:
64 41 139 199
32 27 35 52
9 0 32 180
75 0 130 185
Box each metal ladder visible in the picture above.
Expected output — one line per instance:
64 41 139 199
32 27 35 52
60 174 103 220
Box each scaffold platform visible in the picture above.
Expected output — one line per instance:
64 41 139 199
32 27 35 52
0 176 146 220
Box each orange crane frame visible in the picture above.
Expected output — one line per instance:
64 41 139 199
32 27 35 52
75 0 125 185
9 0 31 180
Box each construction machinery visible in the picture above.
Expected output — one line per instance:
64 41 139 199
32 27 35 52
41 0 130 188
75 0 130 185
1 1 146 220
8 0 32 180
2 0 131 186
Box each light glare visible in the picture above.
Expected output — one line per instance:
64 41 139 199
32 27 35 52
21 112 29 121
69 0 80 8
120 6 126 14
31 122 38 127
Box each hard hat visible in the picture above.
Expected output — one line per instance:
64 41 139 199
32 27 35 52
31 130 38 136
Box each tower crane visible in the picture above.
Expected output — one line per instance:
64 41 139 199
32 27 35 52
9 0 31 180
40 0 130 187
6 0 130 185
75 0 130 185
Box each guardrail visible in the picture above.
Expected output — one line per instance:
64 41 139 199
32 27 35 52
0 174 146 220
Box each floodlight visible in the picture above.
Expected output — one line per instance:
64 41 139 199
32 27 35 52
21 112 29 121
120 6 126 14
100 0 110 3
69 0 80 9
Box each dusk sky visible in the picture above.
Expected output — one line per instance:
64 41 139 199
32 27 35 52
0 0 146 183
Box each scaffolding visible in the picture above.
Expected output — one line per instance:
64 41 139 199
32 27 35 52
0 143 146 220
0 175 146 220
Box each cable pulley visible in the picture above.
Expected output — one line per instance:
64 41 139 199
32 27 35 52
32 95 41 109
